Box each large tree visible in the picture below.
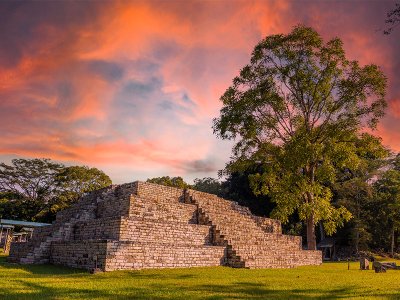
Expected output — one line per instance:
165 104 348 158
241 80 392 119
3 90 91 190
55 166 112 200
213 25 387 249
0 158 112 222
0 158 63 203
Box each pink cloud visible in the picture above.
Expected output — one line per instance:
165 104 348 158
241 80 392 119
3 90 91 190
0 1 399 183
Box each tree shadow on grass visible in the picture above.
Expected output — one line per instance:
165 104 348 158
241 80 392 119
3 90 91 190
0 256 87 276
138 281 400 300
3 275 400 300
1 279 134 300
124 270 197 280
2 259 400 300
1 278 177 300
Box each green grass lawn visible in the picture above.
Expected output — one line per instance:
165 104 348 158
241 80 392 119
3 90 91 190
2 253 400 300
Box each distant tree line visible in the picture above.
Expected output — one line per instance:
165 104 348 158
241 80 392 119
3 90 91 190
0 158 112 223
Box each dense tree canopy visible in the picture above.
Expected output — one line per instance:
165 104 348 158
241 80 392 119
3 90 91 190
192 177 223 196
213 25 387 249
372 155 400 255
0 158 112 222
0 158 63 203
56 166 112 200
332 133 390 252
146 176 190 189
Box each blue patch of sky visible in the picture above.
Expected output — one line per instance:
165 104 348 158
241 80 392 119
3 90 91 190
182 93 196 106
158 100 174 111
128 59 160 74
87 60 124 82
150 39 182 61
110 74 197 139
114 77 162 112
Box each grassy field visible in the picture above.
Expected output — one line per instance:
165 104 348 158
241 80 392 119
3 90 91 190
1 253 400 299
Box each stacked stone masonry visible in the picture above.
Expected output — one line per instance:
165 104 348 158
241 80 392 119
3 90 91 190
8 181 321 270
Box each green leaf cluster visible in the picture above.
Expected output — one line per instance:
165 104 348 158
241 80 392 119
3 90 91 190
146 176 190 189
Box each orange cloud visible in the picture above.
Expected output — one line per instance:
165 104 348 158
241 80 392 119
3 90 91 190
0 0 399 183
389 99 400 118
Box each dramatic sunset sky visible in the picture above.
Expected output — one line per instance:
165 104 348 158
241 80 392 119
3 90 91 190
0 1 399 183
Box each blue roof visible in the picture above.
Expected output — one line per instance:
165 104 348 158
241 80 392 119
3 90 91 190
0 224 14 229
0 219 51 227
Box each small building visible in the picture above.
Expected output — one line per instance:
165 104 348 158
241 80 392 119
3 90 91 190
317 237 336 261
0 219 50 254
12 228 35 243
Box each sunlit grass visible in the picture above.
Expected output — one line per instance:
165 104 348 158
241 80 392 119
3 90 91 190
2 253 400 299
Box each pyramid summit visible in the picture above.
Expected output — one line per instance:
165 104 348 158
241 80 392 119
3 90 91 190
8 181 322 271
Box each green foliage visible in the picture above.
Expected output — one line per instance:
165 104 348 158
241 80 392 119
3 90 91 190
213 25 387 248
192 177 223 196
373 165 400 254
56 166 112 201
335 178 373 251
0 196 42 221
221 164 276 218
0 158 112 222
330 133 389 251
146 176 191 189
0 158 63 202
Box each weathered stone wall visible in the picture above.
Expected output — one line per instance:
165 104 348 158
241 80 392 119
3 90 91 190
134 181 182 201
96 183 137 218
73 217 122 241
128 195 198 224
119 217 212 245
253 216 282 234
8 186 118 264
104 241 226 271
50 241 108 270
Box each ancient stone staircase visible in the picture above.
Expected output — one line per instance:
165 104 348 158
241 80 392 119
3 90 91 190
189 190 321 268
8 188 111 264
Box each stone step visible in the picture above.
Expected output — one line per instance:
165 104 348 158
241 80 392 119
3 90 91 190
129 196 198 223
119 217 212 245
106 241 227 271
192 190 322 269
243 250 322 268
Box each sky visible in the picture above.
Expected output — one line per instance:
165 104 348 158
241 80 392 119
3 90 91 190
0 0 399 184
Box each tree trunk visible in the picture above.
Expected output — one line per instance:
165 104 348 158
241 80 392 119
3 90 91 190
307 215 317 250
355 197 360 253
319 222 325 240
391 226 395 257
355 229 359 253
306 165 317 250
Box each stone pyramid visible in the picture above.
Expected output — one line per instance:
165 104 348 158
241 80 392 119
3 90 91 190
9 181 321 271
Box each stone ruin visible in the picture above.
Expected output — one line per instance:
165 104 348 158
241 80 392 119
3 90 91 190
8 181 322 271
